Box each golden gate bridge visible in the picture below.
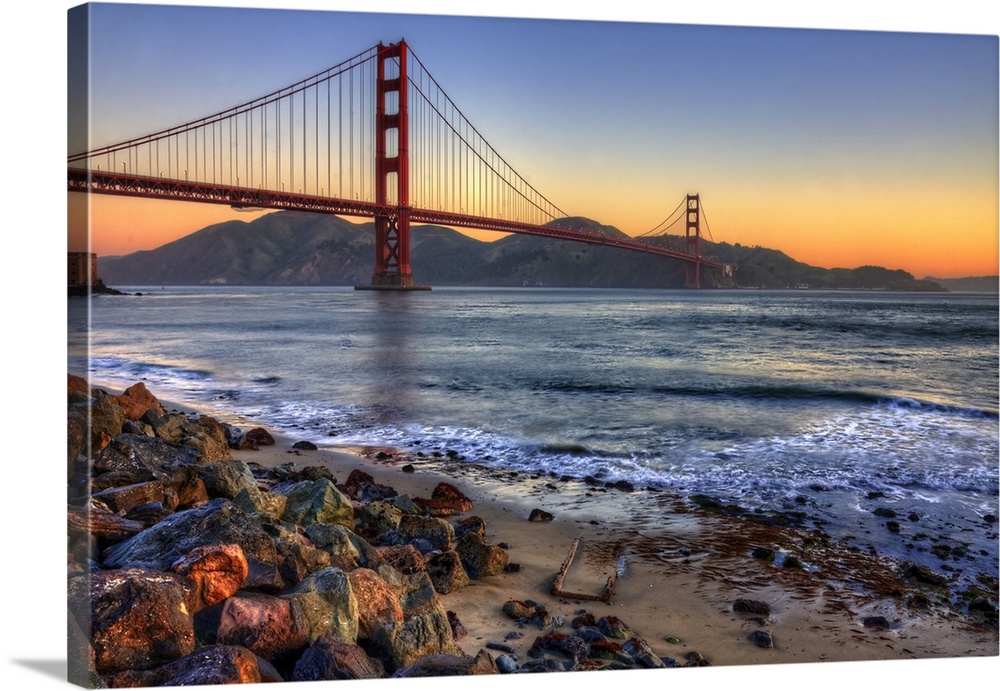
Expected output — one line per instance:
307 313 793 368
67 40 732 289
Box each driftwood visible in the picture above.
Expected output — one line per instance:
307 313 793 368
67 504 146 541
550 537 619 603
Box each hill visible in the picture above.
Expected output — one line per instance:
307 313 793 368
924 276 998 293
99 211 947 292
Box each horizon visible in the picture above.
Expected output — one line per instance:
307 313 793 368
89 208 999 282
67 4 998 279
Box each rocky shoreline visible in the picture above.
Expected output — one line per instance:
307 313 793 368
67 374 998 687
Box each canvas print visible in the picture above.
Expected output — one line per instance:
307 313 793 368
66 2 998 688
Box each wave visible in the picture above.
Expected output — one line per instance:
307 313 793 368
530 377 997 419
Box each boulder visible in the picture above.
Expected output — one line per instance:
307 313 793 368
282 567 359 644
359 500 404 537
93 433 200 479
240 427 276 449
170 543 249 612
414 482 473 515
426 550 470 594
214 591 310 662
102 498 280 570
369 611 460 673
104 645 269 687
343 469 398 501
306 522 375 565
68 568 195 674
274 477 354 528
88 392 125 453
90 480 165 515
198 460 264 509
370 544 427 576
112 382 165 421
393 650 497 677
292 636 386 681
394 515 455 551
455 532 509 579
348 568 405 640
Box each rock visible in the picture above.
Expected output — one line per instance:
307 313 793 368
88 391 125 453
348 568 405 640
93 433 201 479
495 654 518 673
113 382 166 421
502 600 552 628
984 514 998 523
393 651 496 677
862 615 893 630
197 460 263 509
104 645 267 687
527 632 588 664
68 568 195 674
282 567 359 644
748 630 774 648
733 598 771 616
90 481 166 515
241 427 276 449
215 591 310 662
384 569 445 620
456 532 509 579
902 562 949 587
360 500 404 537
454 516 487 539
370 544 427 576
414 482 474 515
170 543 248 612
426 550 471 594
274 477 355 528
369 611 460 674
597 615 634 639
305 522 372 566
873 507 897 518
528 508 554 522
587 639 634 665
394 515 455 551
102 498 280 570
401 464 415 473
292 440 318 450
292 636 386 681
447 611 468 641
623 637 665 668
751 547 775 562
343 468 398 501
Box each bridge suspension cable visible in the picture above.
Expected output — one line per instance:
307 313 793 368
405 47 568 226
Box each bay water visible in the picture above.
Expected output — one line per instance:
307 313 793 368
67 287 999 590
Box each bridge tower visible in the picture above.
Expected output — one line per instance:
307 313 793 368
684 194 702 289
358 40 428 290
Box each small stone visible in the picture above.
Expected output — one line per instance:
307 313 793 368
401 464 415 473
862 615 893 630
495 654 518 674
292 441 318 450
748 630 773 648
983 514 998 523
886 521 901 533
528 508 554 522
664 635 681 644
751 547 775 562
733 599 770 616
873 507 897 518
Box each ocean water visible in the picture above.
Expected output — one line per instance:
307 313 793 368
67 287 999 589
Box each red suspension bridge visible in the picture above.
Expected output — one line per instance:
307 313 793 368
68 40 731 289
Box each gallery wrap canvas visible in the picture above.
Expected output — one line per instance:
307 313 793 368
61 1 997 689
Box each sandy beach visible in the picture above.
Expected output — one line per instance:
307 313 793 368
229 425 998 670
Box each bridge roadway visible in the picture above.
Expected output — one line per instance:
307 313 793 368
67 168 725 270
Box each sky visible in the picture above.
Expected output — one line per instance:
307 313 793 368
63 1 998 278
